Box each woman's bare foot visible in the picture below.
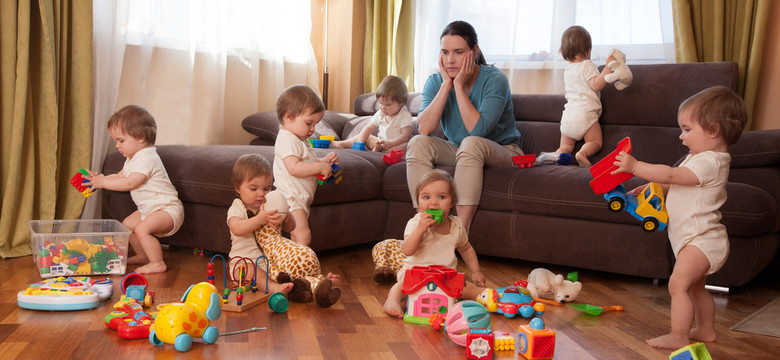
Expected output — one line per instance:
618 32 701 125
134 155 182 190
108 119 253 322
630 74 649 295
646 334 690 349
127 255 148 265
269 282 294 296
689 327 716 342
135 261 167 274
383 298 405 318
575 151 591 166
326 272 341 286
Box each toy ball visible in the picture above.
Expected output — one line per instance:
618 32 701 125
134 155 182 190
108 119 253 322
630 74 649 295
444 300 491 346
529 317 545 330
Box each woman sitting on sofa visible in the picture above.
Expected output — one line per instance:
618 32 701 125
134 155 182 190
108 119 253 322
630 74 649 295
406 20 523 233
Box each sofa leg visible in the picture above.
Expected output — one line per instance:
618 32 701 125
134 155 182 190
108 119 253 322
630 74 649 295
705 284 730 294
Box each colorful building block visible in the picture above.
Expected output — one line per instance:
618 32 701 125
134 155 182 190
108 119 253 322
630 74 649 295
466 328 494 359
669 342 712 360
317 163 343 186
352 141 367 151
424 209 443 224
383 149 405 165
512 154 537 168
516 321 555 360
69 168 94 197
494 331 515 351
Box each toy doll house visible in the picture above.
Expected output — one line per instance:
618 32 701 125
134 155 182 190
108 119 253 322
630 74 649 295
402 265 465 324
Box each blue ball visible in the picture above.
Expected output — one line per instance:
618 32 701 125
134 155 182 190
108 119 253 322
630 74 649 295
529 317 545 330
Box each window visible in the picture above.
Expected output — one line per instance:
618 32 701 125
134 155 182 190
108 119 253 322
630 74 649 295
413 0 674 90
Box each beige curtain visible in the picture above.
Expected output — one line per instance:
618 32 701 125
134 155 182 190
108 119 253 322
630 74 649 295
673 0 770 129
364 0 414 92
0 1 93 258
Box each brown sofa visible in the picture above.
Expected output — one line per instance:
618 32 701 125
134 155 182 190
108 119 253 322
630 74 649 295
102 62 780 287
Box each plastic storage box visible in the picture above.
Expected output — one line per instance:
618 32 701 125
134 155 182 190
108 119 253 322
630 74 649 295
28 219 130 278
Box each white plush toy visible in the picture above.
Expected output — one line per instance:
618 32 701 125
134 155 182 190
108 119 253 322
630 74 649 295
526 268 582 303
604 48 633 91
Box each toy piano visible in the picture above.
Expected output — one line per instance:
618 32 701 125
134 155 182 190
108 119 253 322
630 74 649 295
17 276 113 311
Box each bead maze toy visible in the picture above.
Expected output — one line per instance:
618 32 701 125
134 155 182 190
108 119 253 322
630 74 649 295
317 163 343 186
150 282 222 352
17 276 113 311
669 342 712 360
512 154 537 168
402 265 465 325
70 168 94 197
207 254 272 312
383 149 404 165
516 318 556 360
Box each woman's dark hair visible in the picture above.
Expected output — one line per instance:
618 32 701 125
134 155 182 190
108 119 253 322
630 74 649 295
440 21 487 65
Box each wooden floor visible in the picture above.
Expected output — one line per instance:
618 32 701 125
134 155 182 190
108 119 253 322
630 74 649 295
1 244 778 360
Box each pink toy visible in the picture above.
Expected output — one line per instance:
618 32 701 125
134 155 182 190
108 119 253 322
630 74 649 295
444 300 491 346
402 265 464 325
589 137 634 194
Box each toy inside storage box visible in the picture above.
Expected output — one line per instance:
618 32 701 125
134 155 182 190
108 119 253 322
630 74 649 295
28 219 130 278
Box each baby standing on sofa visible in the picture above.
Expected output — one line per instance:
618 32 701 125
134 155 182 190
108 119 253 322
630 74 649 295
379 169 486 318
537 25 614 166
613 86 747 349
274 85 339 246
332 75 413 152
86 105 183 274
227 153 294 296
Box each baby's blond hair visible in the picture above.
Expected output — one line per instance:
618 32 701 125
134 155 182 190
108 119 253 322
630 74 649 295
679 86 747 146
276 85 325 124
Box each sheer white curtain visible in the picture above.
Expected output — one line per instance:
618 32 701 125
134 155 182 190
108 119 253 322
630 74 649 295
413 0 675 94
108 0 319 146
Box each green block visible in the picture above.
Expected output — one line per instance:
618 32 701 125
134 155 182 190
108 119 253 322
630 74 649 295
424 209 443 224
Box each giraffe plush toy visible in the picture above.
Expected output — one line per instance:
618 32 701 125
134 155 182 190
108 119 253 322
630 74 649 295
253 191 341 307
371 239 405 285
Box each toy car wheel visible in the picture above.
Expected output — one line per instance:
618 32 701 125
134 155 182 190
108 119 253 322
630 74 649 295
175 333 193 352
608 198 625 212
149 329 163 346
203 326 219 344
642 218 659 232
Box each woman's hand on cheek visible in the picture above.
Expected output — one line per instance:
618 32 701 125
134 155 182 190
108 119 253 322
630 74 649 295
438 55 453 84
453 51 474 88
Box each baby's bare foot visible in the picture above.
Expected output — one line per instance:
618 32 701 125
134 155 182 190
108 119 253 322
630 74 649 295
135 261 167 274
327 272 341 286
127 255 148 265
689 327 716 342
269 282 294 296
646 334 689 349
575 152 592 166
383 298 405 318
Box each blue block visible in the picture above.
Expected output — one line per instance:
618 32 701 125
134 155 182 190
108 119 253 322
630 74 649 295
126 284 146 301
352 142 366 151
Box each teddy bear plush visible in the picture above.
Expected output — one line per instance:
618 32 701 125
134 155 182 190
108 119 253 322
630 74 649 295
604 48 633 91
253 191 341 307
526 268 582 303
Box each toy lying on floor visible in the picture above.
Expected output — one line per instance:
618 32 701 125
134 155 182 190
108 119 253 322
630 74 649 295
17 276 113 311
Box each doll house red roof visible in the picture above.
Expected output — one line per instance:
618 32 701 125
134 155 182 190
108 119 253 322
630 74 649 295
402 265 465 298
